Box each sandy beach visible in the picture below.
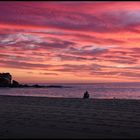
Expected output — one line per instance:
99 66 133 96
0 95 140 138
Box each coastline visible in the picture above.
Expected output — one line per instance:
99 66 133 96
1 94 140 101
0 95 140 138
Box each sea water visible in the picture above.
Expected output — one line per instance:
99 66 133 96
0 82 140 99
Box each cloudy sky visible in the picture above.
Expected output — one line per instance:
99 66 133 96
0 1 140 83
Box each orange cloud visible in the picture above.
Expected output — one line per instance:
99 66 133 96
0 1 140 83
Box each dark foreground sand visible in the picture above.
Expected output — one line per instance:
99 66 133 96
0 95 140 139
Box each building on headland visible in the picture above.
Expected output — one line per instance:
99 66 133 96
0 73 12 87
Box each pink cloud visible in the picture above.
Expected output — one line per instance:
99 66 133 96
0 1 140 82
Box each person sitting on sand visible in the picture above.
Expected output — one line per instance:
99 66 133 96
83 91 89 99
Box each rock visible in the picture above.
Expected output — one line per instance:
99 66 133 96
32 84 43 88
12 80 19 87
0 73 12 87
46 85 63 88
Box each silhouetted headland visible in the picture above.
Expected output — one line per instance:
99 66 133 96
0 73 71 88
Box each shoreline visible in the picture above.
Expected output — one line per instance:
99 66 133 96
0 94 140 101
0 95 140 138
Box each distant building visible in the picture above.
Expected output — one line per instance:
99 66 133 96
0 73 12 87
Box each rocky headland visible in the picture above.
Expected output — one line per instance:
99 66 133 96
0 73 70 88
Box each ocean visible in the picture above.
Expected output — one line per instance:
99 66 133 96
0 82 140 99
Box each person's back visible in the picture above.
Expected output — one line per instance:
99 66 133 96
83 91 89 99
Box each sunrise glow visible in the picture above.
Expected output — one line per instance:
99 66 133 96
0 1 140 83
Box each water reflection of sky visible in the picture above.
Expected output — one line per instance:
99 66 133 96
0 83 140 99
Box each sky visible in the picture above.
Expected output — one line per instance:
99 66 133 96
0 1 140 83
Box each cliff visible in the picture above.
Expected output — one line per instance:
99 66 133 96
0 73 12 87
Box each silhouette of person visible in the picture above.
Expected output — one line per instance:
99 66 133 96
83 90 89 99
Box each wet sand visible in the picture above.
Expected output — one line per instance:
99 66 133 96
0 95 140 138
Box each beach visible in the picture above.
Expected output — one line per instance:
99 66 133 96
0 95 140 138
